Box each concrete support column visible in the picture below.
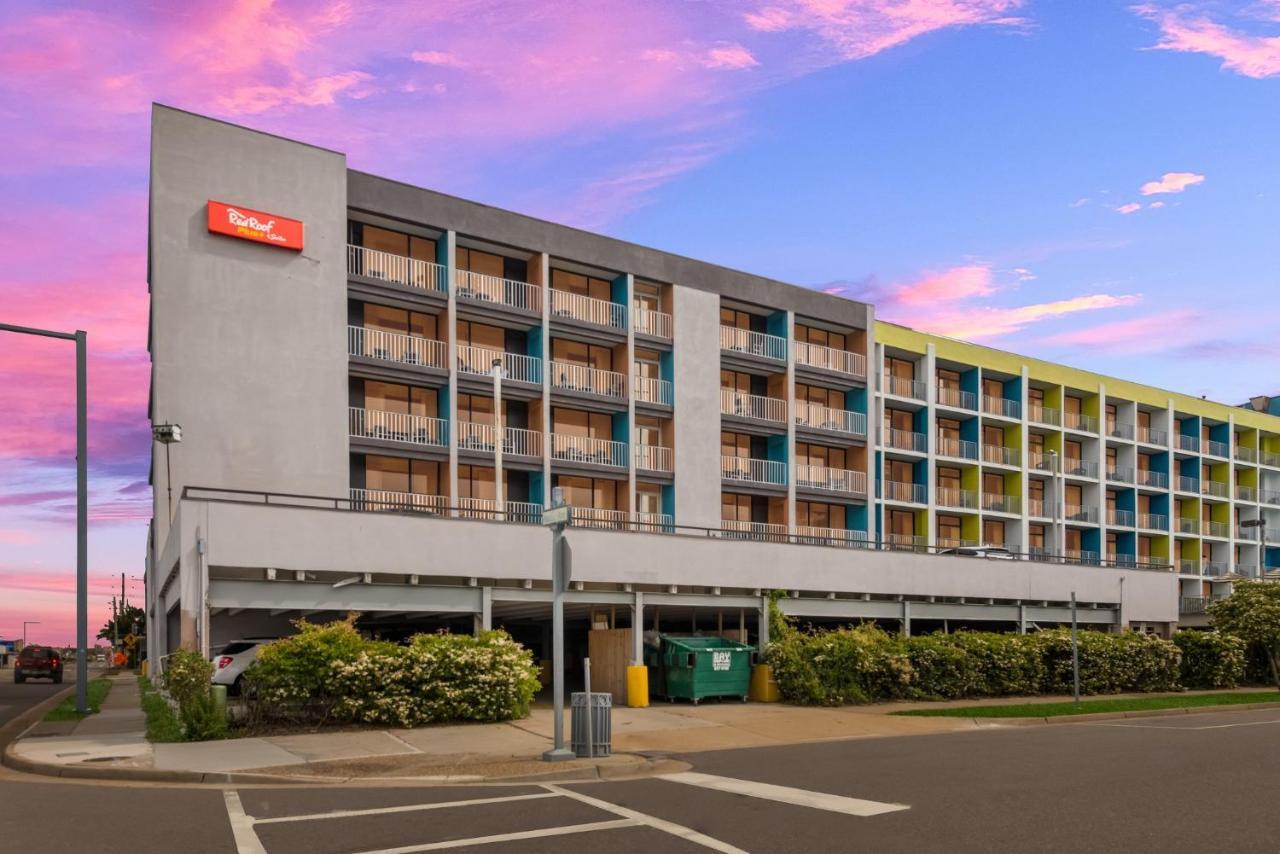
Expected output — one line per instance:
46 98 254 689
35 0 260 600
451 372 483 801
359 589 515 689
1018 366 1031 553
443 230 460 514
873 341 886 545
1018 603 1027 634
785 310 797 531
757 594 770 649
474 585 492 635
1097 381 1108 559
902 599 912 637
924 344 937 547
533 252 552 505
631 591 644 664
623 273 637 516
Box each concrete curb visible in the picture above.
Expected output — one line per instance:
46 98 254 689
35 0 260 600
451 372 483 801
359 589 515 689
967 700 1280 727
0 684 78 754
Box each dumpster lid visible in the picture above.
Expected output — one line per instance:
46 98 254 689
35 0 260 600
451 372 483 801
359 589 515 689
659 634 755 653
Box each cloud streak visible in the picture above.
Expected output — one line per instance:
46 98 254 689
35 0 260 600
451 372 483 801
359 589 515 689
1134 3 1280 79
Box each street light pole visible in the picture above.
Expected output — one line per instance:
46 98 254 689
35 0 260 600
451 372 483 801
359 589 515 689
1 323 88 714
542 487 574 762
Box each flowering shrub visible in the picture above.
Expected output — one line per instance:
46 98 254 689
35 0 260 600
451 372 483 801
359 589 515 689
244 617 381 723
161 648 226 740
1174 630 1246 689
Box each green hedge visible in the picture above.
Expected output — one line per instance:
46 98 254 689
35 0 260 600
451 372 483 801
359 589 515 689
1174 630 1246 689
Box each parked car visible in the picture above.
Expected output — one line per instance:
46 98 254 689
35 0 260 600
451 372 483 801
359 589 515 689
938 545 1017 560
210 638 276 695
14 646 63 683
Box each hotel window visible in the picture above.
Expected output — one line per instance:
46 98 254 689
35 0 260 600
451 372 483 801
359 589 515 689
356 224 436 262
636 416 664 449
364 455 440 496
1065 439 1083 462
796 383 844 410
1138 493 1151 515
635 348 661 381
720 307 755 331
721 369 754 393
460 393 517 423
362 304 438 339
1028 387 1045 408
552 407 611 439
635 280 662 309
1065 528 1082 552
885 408 915 434
887 459 914 485
796 501 844 530
983 472 1005 498
1138 536 1152 561
552 268 611 301
938 515 962 545
1107 532 1118 560
938 466 963 493
1029 524 1046 551
363 381 437 418
636 483 662 516
1106 403 1119 434
982 520 1006 546
1064 395 1082 417
885 356 915 381
938 418 961 445
937 368 961 393
983 424 1005 449
722 493 752 522
457 320 505 351
1138 410 1151 431
982 377 1004 401
457 465 497 501
552 338 613 371
1028 432 1045 459
721 431 752 460
555 475 617 510
456 246 506 279
1029 478 1045 507
1065 483 1083 509
797 443 846 470
889 509 915 538
1107 490 1117 514
1106 447 1118 471
796 324 847 352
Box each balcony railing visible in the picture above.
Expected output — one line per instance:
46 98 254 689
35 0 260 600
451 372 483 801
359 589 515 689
1062 549 1102 565
795 403 867 437
1065 505 1099 523
455 269 541 312
883 481 927 504
1176 517 1200 535
936 487 979 510
883 428 927 453
457 498 544 524
882 375 927 400
795 341 866 379
982 493 1019 514
721 456 787 486
1028 404 1060 426
347 244 447 293
633 305 672 339
1262 451 1280 468
1063 412 1099 433
1108 509 1135 527
348 326 447 370
982 444 1019 466
720 325 786 361
717 520 789 542
551 361 626 399
1261 489 1280 506
1201 480 1229 499
349 407 447 447
886 533 928 550
350 489 448 514
1204 520 1230 539
550 289 626 330
936 435 978 460
1138 513 1168 531
983 395 1021 419
721 389 787 423
1177 434 1200 453
1108 423 1135 440
456 422 542 458
1205 561 1229 577
795 465 867 496
1236 446 1258 463
1029 453 1055 472
1063 458 1099 478
936 385 977 410
550 434 626 468
1179 559 1200 575
633 374 673 406
635 444 673 473
1180 596 1221 615
457 344 542 384
937 537 981 550
1136 469 1168 489
1028 499 1050 518
570 507 670 531
1237 485 1257 502
1106 466 1134 484
793 526 869 548
1176 475 1199 493
1136 426 1167 445
1205 439 1229 458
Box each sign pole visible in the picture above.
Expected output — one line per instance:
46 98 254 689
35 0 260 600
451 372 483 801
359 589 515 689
1071 591 1080 704
542 490 574 762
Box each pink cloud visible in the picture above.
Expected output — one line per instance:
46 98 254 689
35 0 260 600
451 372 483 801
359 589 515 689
894 264 995 305
925 293 1144 340
1139 171 1205 195
1040 309 1201 355
704 45 760 70
1116 202 1143 214
1134 3 1280 78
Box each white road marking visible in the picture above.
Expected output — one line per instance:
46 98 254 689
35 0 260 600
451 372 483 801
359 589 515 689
1093 717 1280 731
545 783 750 853
658 771 910 817
255 791 560 825
223 791 268 854
352 818 640 853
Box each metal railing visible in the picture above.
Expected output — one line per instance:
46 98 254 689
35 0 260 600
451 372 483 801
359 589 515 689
1262 451 1280 468
795 402 867 436
1201 480 1229 498
882 374 927 400
982 493 1020 514
456 422 542 458
1138 513 1168 530
1205 520 1231 539
348 326 447 370
1108 423 1135 440
1176 475 1200 493
1063 458 1099 478
937 537 981 550
886 533 929 550
1176 517 1199 534
633 374 673 406
550 289 626 330
349 407 447 447
795 465 867 495
455 268 541 312
633 305 672 339
1136 426 1167 445
1179 559 1200 575
1177 434 1200 453
1065 505 1099 523
718 520 789 542
883 428 927 453
1106 466 1134 484
982 444 1019 466
347 244 447 292
457 344 542 384
1237 485 1257 501
1236 446 1258 463
721 388 787 423
936 384 977 410
350 489 448 514
792 526 869 548
1029 453 1055 472
936 435 979 460
936 487 979 509
794 341 866 379
1028 499 1050 518
571 507 668 531
551 361 626 398
1205 439 1229 458
1136 469 1168 488
1205 561 1229 577
1063 412 1099 433
1108 509 1135 527
550 434 627 468
1062 549 1102 565
457 498 544 523
983 395 1021 419
1262 489 1280 506
883 480 927 504
719 325 786 361
1180 596 1219 615
635 444 673 472
721 455 787 486
1028 404 1060 426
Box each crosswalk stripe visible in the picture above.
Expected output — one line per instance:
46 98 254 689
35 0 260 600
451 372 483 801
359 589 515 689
658 771 909 817
545 783 749 853
254 792 559 824
353 818 640 853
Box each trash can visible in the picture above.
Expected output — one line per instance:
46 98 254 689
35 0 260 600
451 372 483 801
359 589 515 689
657 636 756 703
570 691 612 757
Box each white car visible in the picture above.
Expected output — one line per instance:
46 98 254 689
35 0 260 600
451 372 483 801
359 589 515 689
210 638 276 694
938 545 1017 560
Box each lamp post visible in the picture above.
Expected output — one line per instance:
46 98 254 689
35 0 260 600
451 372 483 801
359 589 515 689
491 358 504 515
0 323 88 714
1241 518 1267 579
22 621 40 649
152 423 183 522
542 486 574 762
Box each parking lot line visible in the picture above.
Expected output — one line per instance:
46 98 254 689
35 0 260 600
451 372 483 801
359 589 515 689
546 783 750 853
656 771 910 817
254 791 559 825
351 818 641 853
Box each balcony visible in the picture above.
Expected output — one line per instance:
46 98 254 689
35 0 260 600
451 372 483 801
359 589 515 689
550 289 626 330
936 487 979 510
1108 423 1135 441
720 325 786 361
350 488 447 514
1063 412 1099 433
1177 434 1200 453
1029 453 1055 472
1201 480 1229 499
1180 596 1222 615
719 520 789 542
795 341 866 380
456 422 542 458
882 375 927 400
571 507 672 531
455 269 541 313
349 407 447 447
883 480 927 504
1176 517 1200 535
1106 466 1134 484
1028 404 1060 426
550 434 626 468
1108 509 1135 527
982 493 1020 514
1062 549 1102 565
886 532 928 550
721 389 786 424
550 361 626 399
457 344 542 385
937 537 980 550
635 444 673 473
982 444 1019 466
347 244 447 293
1236 446 1258 463
795 465 868 496
1262 451 1280 468
1065 505 1099 523
1205 439 1229 458
1063 458 1099 478
936 435 978 461
1136 426 1167 445
348 326 447 371
1028 499 1050 518
457 498 544 524
633 305 672 339
633 375 673 406
721 456 787 487
1135 469 1168 489
1204 520 1230 539
1237 485 1257 502
936 384 978 411
1178 559 1200 575
883 428 927 454
795 402 867 437
983 395 1021 419
793 526 869 548
1205 561 1229 577
1262 489 1280 506
1138 513 1168 531
1176 475 1199 493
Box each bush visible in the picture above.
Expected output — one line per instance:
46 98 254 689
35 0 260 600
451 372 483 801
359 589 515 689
1174 630 1247 689
245 617 384 723
161 649 226 740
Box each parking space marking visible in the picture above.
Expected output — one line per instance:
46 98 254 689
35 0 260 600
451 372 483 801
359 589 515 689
254 791 559 825
352 818 641 853
546 783 750 853
223 791 268 854
656 771 910 818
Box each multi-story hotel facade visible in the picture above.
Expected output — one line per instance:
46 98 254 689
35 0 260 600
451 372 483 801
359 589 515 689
144 107 1272 667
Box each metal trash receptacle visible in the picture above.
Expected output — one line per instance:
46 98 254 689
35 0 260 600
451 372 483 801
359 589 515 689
570 691 612 757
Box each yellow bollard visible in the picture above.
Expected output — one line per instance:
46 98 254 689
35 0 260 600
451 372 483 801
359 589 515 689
626 665 649 707
140 659 148 678
748 663 780 702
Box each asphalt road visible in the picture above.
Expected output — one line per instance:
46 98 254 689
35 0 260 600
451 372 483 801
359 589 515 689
0 667 74 728
6 707 1280 853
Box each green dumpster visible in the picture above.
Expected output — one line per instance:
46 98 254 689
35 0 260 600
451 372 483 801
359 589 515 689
656 635 756 703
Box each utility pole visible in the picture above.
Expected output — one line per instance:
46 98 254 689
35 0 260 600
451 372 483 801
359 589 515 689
542 487 574 762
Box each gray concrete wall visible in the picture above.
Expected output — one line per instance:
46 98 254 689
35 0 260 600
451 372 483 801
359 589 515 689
148 105 350 555
673 285 724 528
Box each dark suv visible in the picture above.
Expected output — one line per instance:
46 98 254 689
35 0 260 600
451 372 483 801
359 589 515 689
14 646 63 684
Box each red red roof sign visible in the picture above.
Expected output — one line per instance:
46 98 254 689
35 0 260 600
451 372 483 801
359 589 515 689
207 200 303 250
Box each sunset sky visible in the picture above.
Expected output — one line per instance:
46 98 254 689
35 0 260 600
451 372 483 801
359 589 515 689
1 0 1278 644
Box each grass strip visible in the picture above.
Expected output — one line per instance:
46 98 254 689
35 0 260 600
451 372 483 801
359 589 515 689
43 677 112 721
893 690 1280 718
138 675 184 742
